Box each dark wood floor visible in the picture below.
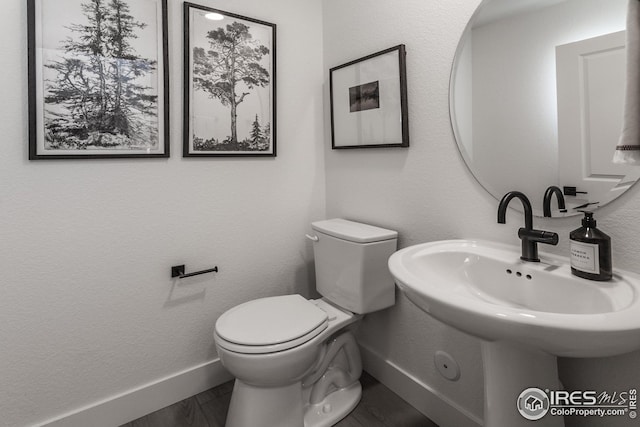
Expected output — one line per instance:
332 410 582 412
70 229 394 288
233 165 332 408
120 372 438 427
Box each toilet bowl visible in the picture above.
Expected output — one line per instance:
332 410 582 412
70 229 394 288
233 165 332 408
213 219 398 427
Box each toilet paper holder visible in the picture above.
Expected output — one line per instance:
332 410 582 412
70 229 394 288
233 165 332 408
171 264 219 279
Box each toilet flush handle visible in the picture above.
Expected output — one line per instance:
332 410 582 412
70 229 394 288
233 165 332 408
305 234 319 242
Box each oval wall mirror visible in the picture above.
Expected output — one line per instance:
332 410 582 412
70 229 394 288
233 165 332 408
450 0 638 217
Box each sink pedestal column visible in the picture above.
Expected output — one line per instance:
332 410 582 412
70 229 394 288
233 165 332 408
482 341 564 427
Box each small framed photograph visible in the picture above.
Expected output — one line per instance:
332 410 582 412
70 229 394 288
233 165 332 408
330 45 409 149
27 0 170 160
183 3 276 157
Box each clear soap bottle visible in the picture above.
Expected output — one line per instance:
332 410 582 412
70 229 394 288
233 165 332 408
569 211 612 281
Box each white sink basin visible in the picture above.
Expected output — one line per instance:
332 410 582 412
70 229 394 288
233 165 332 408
388 239 640 358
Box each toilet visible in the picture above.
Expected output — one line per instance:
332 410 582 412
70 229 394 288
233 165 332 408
213 218 398 427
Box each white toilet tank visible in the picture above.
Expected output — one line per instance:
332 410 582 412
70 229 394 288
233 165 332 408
311 218 398 314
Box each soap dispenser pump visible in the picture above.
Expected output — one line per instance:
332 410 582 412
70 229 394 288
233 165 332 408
569 211 612 281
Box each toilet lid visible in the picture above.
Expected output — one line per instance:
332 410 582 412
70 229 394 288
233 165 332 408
215 295 328 348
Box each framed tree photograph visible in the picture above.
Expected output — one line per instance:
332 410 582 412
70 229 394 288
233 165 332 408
183 3 276 157
27 0 169 160
330 45 409 149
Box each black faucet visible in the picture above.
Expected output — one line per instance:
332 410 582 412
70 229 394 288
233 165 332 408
497 191 559 262
543 186 567 217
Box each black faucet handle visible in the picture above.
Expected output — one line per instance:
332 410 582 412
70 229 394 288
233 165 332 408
518 228 559 246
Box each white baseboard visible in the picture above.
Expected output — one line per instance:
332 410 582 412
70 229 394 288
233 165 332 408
35 347 481 427
36 359 233 427
359 343 483 427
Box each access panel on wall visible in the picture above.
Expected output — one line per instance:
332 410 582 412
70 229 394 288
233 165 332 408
183 3 276 157
27 0 170 159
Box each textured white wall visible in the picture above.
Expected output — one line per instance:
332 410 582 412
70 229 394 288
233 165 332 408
0 0 325 426
323 0 640 425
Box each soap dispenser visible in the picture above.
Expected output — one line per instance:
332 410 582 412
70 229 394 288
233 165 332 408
569 211 612 281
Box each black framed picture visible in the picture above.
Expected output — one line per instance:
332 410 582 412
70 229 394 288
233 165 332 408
330 45 409 149
27 0 169 160
183 3 276 157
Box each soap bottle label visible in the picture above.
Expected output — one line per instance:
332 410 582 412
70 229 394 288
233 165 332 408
570 241 600 274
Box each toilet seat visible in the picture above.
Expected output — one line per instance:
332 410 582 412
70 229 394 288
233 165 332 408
215 294 329 354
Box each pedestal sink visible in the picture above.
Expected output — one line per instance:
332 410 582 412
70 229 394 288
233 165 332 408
388 239 640 427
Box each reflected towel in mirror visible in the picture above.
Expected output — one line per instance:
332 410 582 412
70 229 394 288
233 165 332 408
614 0 640 164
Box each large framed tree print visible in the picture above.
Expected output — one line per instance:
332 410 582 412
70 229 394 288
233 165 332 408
28 0 169 160
183 4 276 157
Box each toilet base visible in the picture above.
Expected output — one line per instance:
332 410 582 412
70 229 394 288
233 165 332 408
226 380 304 427
304 381 362 427
224 378 362 427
